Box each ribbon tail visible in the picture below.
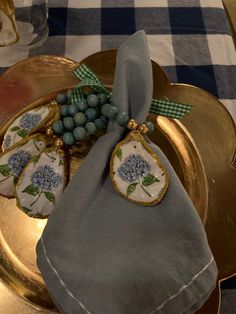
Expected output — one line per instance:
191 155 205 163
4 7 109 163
150 99 193 119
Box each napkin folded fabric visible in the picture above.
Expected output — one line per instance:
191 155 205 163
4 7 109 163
36 31 218 314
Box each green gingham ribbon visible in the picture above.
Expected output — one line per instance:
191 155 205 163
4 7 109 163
71 64 111 104
71 64 192 119
150 99 192 119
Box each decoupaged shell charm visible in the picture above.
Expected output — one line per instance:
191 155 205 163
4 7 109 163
0 134 47 197
2 101 60 151
0 0 19 46
110 130 169 206
16 148 67 218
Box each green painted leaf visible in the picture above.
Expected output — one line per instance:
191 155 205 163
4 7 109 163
13 176 18 185
45 152 56 161
33 140 40 151
17 129 28 138
31 154 40 166
142 174 160 187
44 191 55 204
126 182 138 196
0 164 11 177
59 159 64 166
115 147 122 161
22 184 39 196
10 126 20 132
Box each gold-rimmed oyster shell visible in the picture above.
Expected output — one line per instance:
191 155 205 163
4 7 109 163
110 130 169 206
0 0 19 46
0 133 47 198
16 148 67 219
2 101 60 151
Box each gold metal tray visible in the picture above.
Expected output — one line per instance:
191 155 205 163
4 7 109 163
0 51 235 313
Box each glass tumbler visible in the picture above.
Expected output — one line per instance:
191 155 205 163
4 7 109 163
0 0 48 67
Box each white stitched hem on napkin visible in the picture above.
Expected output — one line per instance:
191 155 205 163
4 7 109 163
40 237 215 314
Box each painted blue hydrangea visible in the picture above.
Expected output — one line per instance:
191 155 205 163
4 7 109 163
117 154 151 183
4 134 12 149
19 113 41 129
8 150 32 176
31 165 62 191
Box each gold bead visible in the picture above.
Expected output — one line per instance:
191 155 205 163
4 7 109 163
53 137 63 148
50 100 58 106
127 119 138 130
138 124 149 135
46 126 54 136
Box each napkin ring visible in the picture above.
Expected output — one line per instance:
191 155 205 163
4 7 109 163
0 64 193 218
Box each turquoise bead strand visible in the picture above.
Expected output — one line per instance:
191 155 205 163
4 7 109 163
52 91 154 146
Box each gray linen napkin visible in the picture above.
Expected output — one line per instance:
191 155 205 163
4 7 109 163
36 30 218 314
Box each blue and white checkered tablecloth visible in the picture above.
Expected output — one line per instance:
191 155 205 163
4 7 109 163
0 0 235 120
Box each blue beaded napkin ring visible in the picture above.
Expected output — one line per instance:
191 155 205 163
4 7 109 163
0 64 192 217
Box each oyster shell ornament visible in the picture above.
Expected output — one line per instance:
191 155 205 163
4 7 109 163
0 0 19 47
110 129 169 206
2 101 60 151
0 134 47 197
16 148 66 219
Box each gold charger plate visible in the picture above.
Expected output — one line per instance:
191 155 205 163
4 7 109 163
0 51 235 313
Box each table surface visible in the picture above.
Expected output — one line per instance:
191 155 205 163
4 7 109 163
0 0 236 313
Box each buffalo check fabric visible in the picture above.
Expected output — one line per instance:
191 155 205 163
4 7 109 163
0 0 235 119
35 0 236 120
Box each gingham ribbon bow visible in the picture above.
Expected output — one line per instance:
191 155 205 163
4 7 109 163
70 64 192 119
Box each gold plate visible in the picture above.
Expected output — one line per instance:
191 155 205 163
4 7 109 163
0 51 235 313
